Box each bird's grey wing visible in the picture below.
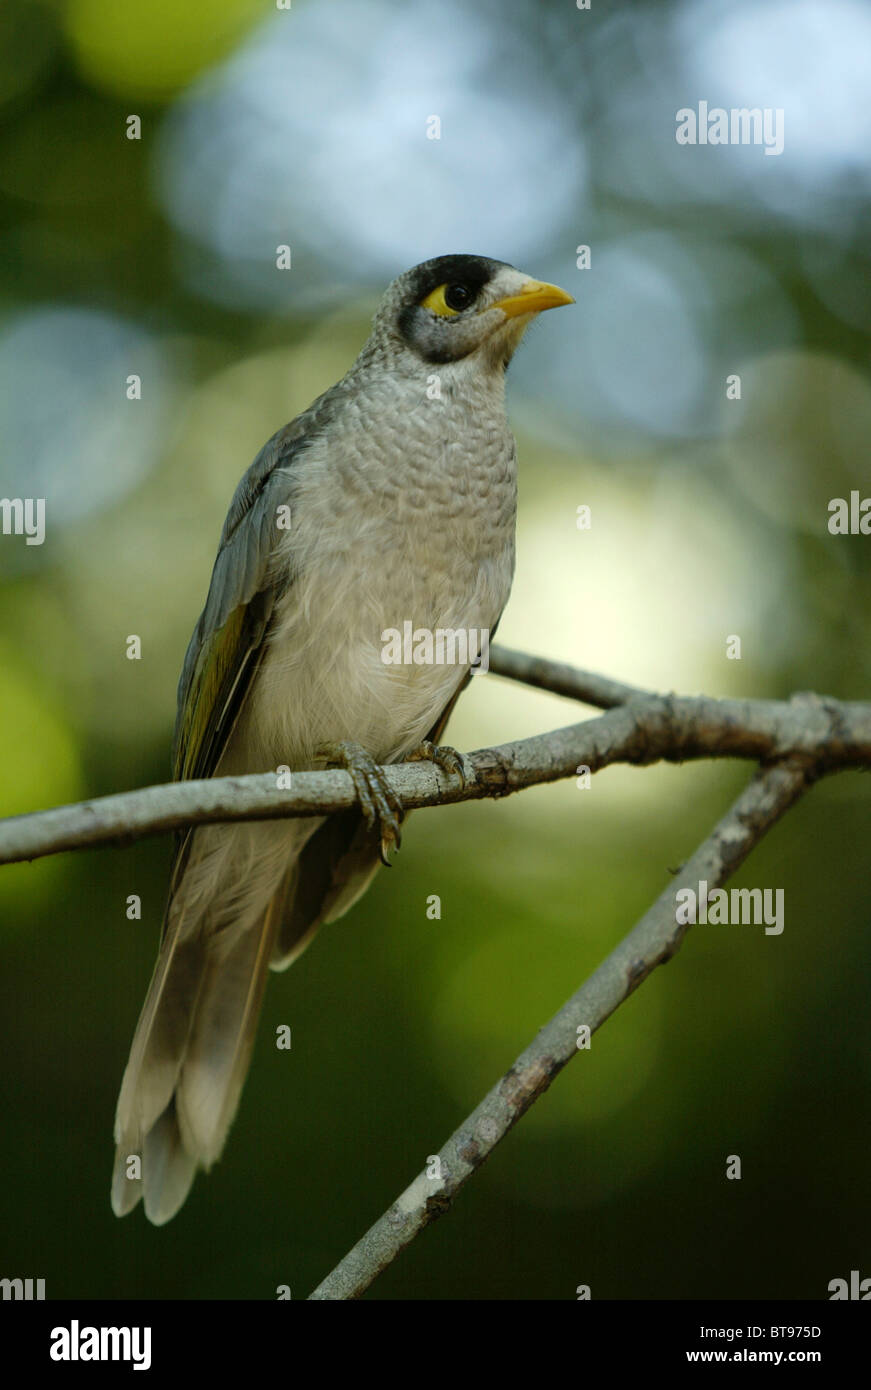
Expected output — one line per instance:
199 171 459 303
173 374 349 791
166 394 339 899
114 402 340 1220
174 421 305 787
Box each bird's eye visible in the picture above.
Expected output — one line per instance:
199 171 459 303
444 283 473 311
420 281 475 317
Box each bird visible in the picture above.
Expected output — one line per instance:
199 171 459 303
111 253 573 1224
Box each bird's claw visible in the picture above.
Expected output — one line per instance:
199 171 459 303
321 740 403 865
406 740 468 789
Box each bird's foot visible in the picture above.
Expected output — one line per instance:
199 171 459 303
405 740 468 789
320 740 403 865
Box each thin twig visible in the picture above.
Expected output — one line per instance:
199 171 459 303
307 759 810 1299
487 645 647 707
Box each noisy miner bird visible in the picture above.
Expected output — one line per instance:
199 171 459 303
111 254 573 1224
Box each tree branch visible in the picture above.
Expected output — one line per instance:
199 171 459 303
307 760 810 1298
0 662 867 865
2 647 865 1293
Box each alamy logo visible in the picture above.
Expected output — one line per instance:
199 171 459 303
1 1276 45 1299
675 102 784 156
675 881 784 935
0 497 45 546
828 492 871 534
50 1321 152 1371
381 622 490 674
828 1269 871 1300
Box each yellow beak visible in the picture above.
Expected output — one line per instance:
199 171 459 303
487 278 575 319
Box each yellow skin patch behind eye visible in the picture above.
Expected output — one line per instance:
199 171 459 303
420 283 462 317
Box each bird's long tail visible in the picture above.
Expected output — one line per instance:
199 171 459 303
111 820 308 1225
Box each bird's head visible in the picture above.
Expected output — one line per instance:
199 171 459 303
372 254 573 374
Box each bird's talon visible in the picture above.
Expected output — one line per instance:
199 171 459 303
320 740 403 860
379 826 400 866
407 740 468 789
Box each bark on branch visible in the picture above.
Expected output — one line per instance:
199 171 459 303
0 651 868 866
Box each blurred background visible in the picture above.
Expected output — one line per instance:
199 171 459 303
1 0 869 1300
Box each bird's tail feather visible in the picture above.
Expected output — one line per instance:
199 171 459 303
174 894 279 1168
112 821 310 1225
